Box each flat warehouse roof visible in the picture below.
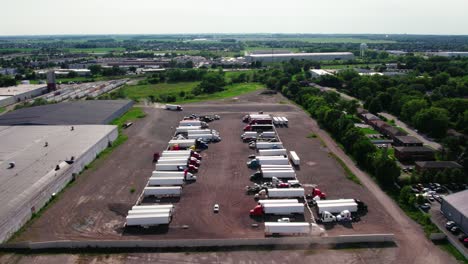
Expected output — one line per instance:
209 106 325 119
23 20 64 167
248 52 354 58
0 84 47 96
443 190 468 218
0 100 133 125
0 125 117 234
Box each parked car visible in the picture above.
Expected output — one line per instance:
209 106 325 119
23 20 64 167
458 234 468 242
213 204 219 213
419 203 431 212
445 221 456 230
450 226 461 235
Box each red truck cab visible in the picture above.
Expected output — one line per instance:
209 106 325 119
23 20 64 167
243 125 252 131
249 205 264 216
312 188 326 199
191 151 202 160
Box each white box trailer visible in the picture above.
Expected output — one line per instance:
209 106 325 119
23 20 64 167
168 139 196 148
187 134 221 142
317 202 358 214
263 203 304 215
258 149 288 156
252 169 296 179
282 117 289 126
165 104 183 111
268 188 305 198
144 186 182 197
260 165 294 170
157 158 199 165
148 177 185 186
241 131 257 138
315 199 356 205
155 163 191 171
128 209 173 215
289 151 300 166
256 156 288 160
179 120 208 128
273 117 280 125
151 171 196 180
132 205 174 210
176 126 202 133
254 142 284 149
264 222 310 236
258 199 299 205
260 131 276 138
126 214 171 226
188 129 218 135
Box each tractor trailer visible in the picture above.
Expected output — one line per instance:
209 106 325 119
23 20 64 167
258 149 287 156
132 204 174 210
151 170 197 180
143 186 182 197
179 120 208 128
148 177 185 186
250 169 296 180
258 199 299 205
154 163 198 172
267 188 305 198
187 134 221 142
175 126 202 133
264 222 310 236
250 142 284 150
247 157 289 169
126 213 171 226
316 202 358 214
127 209 173 215
250 203 304 216
165 104 183 111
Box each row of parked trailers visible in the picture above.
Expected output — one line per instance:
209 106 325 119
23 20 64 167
241 113 317 236
126 117 217 227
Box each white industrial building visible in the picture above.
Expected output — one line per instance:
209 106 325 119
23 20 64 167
244 52 355 63
310 69 333 78
0 125 118 242
0 84 48 108
433 52 468 58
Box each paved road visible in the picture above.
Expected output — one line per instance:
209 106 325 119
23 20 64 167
379 112 442 150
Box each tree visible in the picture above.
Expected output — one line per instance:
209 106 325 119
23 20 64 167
373 153 400 188
399 186 413 205
400 99 428 122
412 107 449 138
67 71 78 78
88 64 102 76
368 98 383 114
193 72 226 94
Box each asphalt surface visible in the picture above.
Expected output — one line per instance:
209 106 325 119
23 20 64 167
10 90 457 263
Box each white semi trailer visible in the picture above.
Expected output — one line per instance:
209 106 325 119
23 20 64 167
250 169 296 180
316 202 358 214
151 171 197 180
247 157 289 169
250 203 304 216
187 134 221 142
258 199 299 205
289 151 300 166
168 139 197 148
258 149 288 156
175 126 202 133
143 186 182 197
127 209 173 215
251 142 284 149
131 204 174 210
155 163 197 172
179 120 208 128
264 222 310 236
126 213 171 226
148 177 185 186
267 188 305 198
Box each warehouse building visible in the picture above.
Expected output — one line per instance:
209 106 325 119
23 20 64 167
0 100 133 126
0 84 48 108
394 146 435 162
310 69 333 78
244 52 355 63
415 161 463 173
441 190 468 234
393 136 423 147
0 125 118 242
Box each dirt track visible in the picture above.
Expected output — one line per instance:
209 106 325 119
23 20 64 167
10 90 456 263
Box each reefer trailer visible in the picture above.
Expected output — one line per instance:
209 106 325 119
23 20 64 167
143 187 182 197
151 170 197 180
148 177 185 186
264 222 310 236
250 169 296 180
316 202 358 214
267 188 305 198
258 149 287 156
126 214 171 226
154 163 198 172
258 199 299 205
132 205 174 210
250 142 284 149
250 203 304 216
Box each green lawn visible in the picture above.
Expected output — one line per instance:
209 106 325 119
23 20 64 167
321 63 380 69
120 81 264 103
359 127 379 134
0 107 6 114
66 47 126 53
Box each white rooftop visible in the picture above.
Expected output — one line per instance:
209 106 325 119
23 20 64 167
0 84 47 96
247 52 354 58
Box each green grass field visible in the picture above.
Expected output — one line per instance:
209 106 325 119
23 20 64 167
359 127 380 134
120 81 263 103
321 63 380 69
278 37 395 44
66 47 126 53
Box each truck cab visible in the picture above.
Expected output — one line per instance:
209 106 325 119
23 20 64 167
247 159 260 169
249 205 264 216
311 188 326 199
250 171 262 180
320 211 336 223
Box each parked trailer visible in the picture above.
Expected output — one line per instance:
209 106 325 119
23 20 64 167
148 177 185 186
258 199 299 205
273 117 281 125
161 150 201 159
268 188 305 198
250 203 304 216
128 209 173 215
126 214 171 226
258 149 287 156
247 157 289 169
168 139 196 148
143 186 182 197
179 120 208 128
154 163 198 172
175 126 202 133
264 222 310 236
188 129 219 135
289 151 300 166
151 171 196 180
132 205 174 210
259 131 276 138
316 199 367 211
165 104 183 111
252 142 284 150
187 134 221 142
157 157 200 165
317 202 358 214
260 165 294 170
251 169 296 180
243 124 274 132
282 117 289 126
241 131 257 139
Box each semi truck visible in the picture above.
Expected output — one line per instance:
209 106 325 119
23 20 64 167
148 177 185 186
243 124 274 132
247 157 289 169
250 203 304 216
258 199 299 205
127 209 173 215
143 186 182 197
249 142 283 150
250 169 296 180
267 188 305 198
289 151 300 166
187 133 221 142
264 222 310 236
154 163 198 173
131 204 174 210
175 126 202 133
126 213 171 227
242 114 271 123
151 170 197 180
315 199 367 211
165 104 183 111
319 210 353 223
258 149 287 156
316 202 358 214
179 120 208 128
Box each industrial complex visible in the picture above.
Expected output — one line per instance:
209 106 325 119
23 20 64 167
244 52 355 63
0 84 48 107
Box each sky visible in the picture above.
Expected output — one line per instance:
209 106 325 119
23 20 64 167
1 0 468 35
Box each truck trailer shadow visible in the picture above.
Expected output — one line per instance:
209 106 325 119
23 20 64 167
121 224 170 236
140 197 181 204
